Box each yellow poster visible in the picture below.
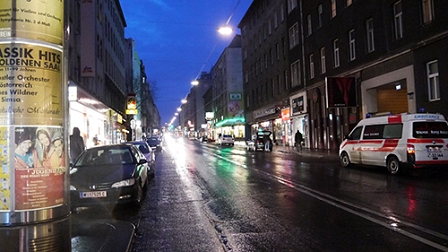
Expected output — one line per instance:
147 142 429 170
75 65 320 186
0 43 63 126
0 0 64 45
0 126 9 211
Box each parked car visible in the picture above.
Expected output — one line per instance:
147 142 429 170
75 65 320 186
218 134 235 146
127 141 156 178
247 131 273 152
147 136 162 151
70 143 149 210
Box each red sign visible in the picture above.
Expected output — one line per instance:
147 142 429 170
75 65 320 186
281 108 290 121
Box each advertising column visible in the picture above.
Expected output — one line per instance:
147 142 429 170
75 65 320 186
0 1 70 251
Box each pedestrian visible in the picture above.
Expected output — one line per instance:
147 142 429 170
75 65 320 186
294 130 303 151
70 127 85 164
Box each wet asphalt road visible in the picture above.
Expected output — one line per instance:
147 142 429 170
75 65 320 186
114 136 448 251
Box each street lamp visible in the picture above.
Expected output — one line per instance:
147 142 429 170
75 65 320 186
217 25 233 35
191 80 199 86
181 99 187 104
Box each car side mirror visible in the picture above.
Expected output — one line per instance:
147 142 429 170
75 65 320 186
344 134 352 140
138 159 147 165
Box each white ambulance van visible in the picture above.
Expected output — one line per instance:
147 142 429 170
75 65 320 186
339 113 448 174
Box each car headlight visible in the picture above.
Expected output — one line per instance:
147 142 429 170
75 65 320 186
111 178 136 188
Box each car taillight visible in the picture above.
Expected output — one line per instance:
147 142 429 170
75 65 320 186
406 144 415 154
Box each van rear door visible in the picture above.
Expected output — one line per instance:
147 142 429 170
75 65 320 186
409 121 448 166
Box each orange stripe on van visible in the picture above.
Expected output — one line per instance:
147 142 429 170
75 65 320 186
358 139 399 152
388 115 402 124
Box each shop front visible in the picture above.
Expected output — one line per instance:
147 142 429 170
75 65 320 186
69 83 120 147
250 106 280 143
215 117 246 141
290 92 309 148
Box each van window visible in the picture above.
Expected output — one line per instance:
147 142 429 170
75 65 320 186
349 126 363 140
413 122 448 138
363 124 403 139
363 125 384 139
383 124 402 138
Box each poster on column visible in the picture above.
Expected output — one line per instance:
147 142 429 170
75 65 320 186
0 43 64 211
0 0 64 45
14 126 65 210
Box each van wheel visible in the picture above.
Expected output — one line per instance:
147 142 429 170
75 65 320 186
340 152 351 167
387 156 400 175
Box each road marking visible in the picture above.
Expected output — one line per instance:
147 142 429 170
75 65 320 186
271 173 448 251
208 149 448 251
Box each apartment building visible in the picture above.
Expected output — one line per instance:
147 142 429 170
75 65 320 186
239 0 291 145
241 0 448 150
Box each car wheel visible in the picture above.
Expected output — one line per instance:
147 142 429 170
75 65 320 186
340 152 351 168
387 156 400 175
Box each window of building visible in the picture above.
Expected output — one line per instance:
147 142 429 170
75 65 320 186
333 39 340 68
320 47 326 74
289 23 300 49
284 69 289 90
274 11 278 28
268 19 272 35
394 1 403 40
276 42 280 60
309 54 314 79
331 0 337 18
288 0 297 13
318 4 323 28
291 60 301 87
264 53 268 69
282 36 287 56
422 0 434 24
281 3 285 21
349 29 356 61
277 74 282 93
307 14 312 36
427 60 440 101
366 18 375 52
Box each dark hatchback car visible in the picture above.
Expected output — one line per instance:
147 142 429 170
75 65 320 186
147 136 162 151
70 144 149 210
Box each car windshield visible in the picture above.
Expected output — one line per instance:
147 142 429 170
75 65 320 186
75 147 134 166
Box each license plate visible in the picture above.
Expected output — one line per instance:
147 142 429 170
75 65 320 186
427 148 443 159
80 191 107 198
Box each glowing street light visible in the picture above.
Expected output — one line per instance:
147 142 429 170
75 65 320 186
217 25 233 35
191 80 199 86
181 99 187 104
177 108 182 112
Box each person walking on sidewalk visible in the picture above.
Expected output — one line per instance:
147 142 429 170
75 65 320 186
294 130 303 151
70 127 85 164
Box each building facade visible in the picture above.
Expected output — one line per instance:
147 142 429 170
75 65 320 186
211 35 245 140
240 0 448 150
239 0 291 145
68 0 160 146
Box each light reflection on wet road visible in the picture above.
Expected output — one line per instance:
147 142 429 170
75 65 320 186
127 136 448 251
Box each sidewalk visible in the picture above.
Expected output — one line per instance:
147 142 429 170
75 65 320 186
71 214 135 252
